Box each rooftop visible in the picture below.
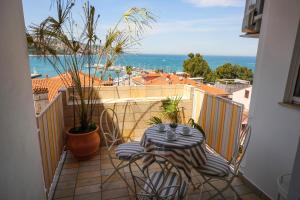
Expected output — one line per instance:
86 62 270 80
32 72 112 101
133 73 229 96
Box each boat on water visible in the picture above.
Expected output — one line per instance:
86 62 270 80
85 64 124 71
31 73 42 79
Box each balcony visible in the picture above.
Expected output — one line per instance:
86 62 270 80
34 84 266 200
2 0 300 199
53 149 260 200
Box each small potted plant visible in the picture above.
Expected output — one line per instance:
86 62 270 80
149 96 182 130
169 123 178 132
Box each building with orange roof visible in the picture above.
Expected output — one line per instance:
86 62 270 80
32 72 112 101
133 72 229 97
32 72 112 114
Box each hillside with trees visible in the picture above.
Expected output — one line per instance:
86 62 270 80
183 53 253 83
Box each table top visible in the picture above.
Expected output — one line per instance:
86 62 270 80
142 124 205 149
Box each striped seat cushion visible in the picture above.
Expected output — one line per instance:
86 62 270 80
143 171 188 199
197 152 230 177
115 142 144 160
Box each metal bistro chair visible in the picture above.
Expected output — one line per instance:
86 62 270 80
128 152 189 200
195 125 251 200
100 108 144 188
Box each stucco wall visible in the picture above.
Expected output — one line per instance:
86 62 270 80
61 89 193 143
232 86 252 111
0 0 45 199
244 0 300 198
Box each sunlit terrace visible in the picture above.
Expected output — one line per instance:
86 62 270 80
35 84 266 200
52 150 262 200
2 0 300 199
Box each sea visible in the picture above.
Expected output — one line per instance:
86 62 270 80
29 54 256 79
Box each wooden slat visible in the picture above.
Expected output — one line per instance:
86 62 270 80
54 96 61 154
37 117 50 190
47 109 56 176
51 104 59 165
43 113 54 180
36 93 65 195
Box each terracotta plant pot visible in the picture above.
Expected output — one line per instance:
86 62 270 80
66 125 100 160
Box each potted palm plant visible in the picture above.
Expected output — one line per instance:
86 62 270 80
27 0 155 159
149 96 182 130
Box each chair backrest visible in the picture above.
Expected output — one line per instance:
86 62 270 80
193 90 244 161
100 108 122 151
128 152 185 200
231 124 251 174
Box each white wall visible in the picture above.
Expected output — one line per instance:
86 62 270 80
232 86 252 111
0 0 45 199
244 0 300 198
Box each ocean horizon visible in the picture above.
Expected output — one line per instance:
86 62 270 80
29 54 256 79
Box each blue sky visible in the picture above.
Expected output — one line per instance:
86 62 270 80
22 0 258 56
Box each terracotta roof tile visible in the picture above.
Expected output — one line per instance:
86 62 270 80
32 87 49 94
32 72 105 101
133 73 229 96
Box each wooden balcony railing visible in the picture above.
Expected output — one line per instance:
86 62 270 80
36 93 65 199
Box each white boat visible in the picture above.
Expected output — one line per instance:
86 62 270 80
31 73 42 79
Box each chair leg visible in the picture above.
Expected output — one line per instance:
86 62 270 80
102 159 134 193
201 176 226 200
207 181 226 200
102 160 124 185
206 178 241 200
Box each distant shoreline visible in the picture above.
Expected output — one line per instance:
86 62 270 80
29 54 256 78
28 53 256 58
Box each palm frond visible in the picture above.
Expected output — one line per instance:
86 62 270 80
148 116 163 125
161 96 182 124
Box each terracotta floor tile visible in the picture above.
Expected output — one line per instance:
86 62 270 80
77 171 101 180
79 160 101 167
78 165 101 173
101 180 127 190
56 181 76 190
61 168 78 175
54 188 74 199
54 152 262 200
101 168 121 176
111 196 133 200
241 193 262 200
59 174 78 182
54 197 74 200
88 154 101 161
74 192 101 200
189 191 210 200
100 162 115 170
233 184 252 195
102 188 129 200
232 177 244 186
65 157 79 163
209 188 236 199
101 174 123 183
75 184 101 195
76 176 101 187
63 162 80 169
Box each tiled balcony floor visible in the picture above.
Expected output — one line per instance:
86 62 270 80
53 148 264 200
